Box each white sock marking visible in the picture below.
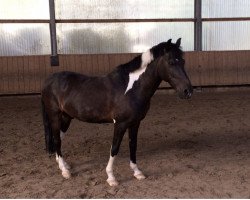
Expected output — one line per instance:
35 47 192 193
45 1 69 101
130 161 142 176
106 155 116 181
130 161 146 180
56 153 71 179
125 49 154 94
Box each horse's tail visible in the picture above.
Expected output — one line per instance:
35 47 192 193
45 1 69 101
41 99 55 154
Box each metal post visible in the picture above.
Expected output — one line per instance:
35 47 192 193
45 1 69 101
49 0 59 66
194 0 202 51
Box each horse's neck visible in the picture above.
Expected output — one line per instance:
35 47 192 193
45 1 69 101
132 61 162 100
107 59 161 100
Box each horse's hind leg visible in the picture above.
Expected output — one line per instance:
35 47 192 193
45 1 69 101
49 111 71 179
60 112 72 140
128 122 146 180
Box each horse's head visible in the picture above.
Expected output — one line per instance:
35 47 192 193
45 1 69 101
153 38 193 99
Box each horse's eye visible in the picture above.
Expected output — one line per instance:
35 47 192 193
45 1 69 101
169 58 178 65
169 60 175 65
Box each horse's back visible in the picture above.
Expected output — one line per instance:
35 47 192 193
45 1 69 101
42 71 88 95
43 71 88 87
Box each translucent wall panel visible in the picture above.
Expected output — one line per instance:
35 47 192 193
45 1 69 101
0 0 49 19
202 0 250 18
203 21 250 51
57 22 193 54
56 0 194 19
0 24 51 56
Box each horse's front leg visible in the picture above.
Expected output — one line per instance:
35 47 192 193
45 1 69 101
129 121 146 180
106 122 127 186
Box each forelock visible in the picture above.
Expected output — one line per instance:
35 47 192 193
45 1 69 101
150 41 183 59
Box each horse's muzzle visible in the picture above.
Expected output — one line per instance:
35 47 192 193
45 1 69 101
179 87 193 99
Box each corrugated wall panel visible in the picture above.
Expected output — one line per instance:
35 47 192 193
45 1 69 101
0 0 49 19
202 0 250 18
57 22 194 54
203 21 250 51
1 51 250 95
56 0 194 19
0 24 51 56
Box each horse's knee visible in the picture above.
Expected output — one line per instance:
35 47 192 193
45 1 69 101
111 136 126 156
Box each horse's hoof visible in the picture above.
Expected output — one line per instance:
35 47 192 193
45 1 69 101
107 179 119 186
62 170 71 179
134 173 146 180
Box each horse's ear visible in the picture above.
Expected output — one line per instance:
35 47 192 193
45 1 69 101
176 38 181 47
167 39 172 45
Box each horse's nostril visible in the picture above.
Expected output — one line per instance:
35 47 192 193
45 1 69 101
183 89 192 98
184 89 189 95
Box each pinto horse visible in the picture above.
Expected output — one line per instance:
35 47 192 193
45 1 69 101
41 38 192 186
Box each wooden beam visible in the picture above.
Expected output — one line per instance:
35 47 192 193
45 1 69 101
49 0 59 66
202 17 250 22
194 0 202 51
55 18 195 23
0 19 49 23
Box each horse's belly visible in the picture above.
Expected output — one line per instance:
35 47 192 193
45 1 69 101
72 106 114 124
84 118 113 124
77 114 113 124
63 96 114 123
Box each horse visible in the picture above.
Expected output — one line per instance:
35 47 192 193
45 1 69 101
41 38 193 186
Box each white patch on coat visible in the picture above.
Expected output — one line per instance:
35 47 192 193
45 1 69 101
130 161 146 180
125 50 154 94
113 119 116 124
56 153 71 179
106 154 119 186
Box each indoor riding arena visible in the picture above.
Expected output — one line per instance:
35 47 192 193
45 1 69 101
1 0 250 198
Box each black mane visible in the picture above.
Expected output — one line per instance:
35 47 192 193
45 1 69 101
117 55 142 74
115 40 183 75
